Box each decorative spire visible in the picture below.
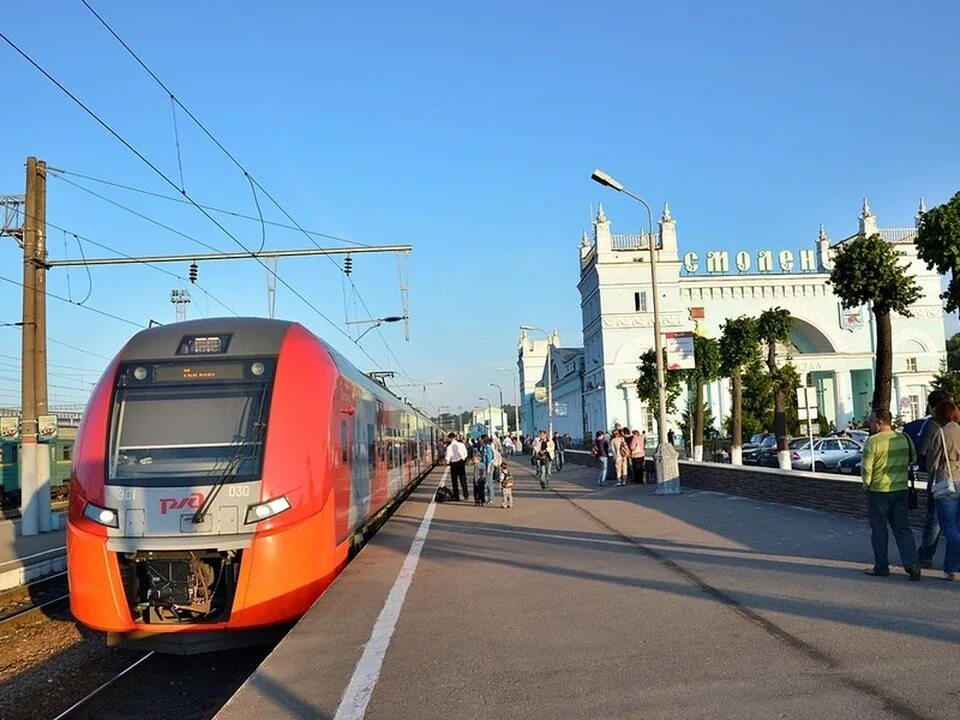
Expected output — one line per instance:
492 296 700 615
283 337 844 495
661 201 672 222
818 223 827 242
581 229 590 247
915 198 927 228
860 197 873 219
596 203 607 223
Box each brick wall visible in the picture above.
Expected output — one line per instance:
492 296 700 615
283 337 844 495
566 450 928 528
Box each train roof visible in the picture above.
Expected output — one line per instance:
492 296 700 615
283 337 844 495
122 317 295 360
120 318 437 427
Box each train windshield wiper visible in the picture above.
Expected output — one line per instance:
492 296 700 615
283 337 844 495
192 387 268 525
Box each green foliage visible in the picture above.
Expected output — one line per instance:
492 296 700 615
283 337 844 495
829 233 922 315
740 357 773 434
916 192 960 312
636 348 683 415
719 316 759 374
687 335 722 385
679 397 715 445
757 307 792 346
932 359 960 405
947 332 960 372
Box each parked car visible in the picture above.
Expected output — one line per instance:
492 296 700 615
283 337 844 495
758 437 801 467
744 435 776 464
790 436 862 471
836 450 863 476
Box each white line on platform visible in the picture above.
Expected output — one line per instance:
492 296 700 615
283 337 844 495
333 496 438 720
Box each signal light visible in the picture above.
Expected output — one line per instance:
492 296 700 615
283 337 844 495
189 262 198 283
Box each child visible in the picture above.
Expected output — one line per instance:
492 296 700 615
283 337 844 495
473 461 487 507
500 462 514 509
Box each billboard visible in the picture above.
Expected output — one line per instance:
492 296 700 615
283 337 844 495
0 416 19 443
664 331 695 370
38 415 58 442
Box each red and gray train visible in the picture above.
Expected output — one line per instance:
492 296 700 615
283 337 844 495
67 318 439 652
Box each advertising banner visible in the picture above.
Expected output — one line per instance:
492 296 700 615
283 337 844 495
0 416 19 443
665 331 696 371
37 415 58 443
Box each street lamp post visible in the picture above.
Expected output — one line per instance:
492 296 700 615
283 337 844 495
590 169 680 494
478 396 493 436
519 325 553 440
489 383 504 436
494 366 520 438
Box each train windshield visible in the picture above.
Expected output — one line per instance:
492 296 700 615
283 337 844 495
108 366 272 484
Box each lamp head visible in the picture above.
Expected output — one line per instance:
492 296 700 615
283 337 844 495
590 169 624 192
519 324 534 331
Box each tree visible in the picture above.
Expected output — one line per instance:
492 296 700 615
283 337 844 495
719 316 759 465
932 359 960 405
830 233 922 411
916 192 960 312
683 335 722 461
757 308 793 467
636 348 683 432
947 332 960 372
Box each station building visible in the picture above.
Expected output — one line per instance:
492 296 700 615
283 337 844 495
519 200 947 443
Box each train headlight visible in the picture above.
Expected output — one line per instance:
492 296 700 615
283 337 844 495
244 495 291 524
83 501 119 528
250 362 265 377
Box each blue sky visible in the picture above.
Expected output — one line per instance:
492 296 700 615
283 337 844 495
1 1 958 413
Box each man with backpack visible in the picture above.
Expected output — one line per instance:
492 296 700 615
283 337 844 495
903 389 952 568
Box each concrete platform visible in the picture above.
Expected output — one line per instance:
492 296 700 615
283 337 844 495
0 512 66 590
217 462 958 720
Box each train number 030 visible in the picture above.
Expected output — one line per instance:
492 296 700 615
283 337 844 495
228 485 251 497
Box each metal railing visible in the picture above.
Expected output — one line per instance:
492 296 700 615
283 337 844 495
610 232 654 250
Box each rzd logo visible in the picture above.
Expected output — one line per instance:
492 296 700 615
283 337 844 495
159 492 205 515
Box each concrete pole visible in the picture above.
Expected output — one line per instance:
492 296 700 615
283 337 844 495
19 157 39 535
621 189 680 494
34 159 52 532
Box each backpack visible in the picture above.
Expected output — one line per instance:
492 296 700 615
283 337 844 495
434 486 454 503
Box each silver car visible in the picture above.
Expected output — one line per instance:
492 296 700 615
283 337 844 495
790 437 862 472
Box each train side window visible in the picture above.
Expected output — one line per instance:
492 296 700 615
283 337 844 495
341 421 348 463
62 446 72 462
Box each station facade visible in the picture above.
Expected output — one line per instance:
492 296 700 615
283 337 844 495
519 200 947 443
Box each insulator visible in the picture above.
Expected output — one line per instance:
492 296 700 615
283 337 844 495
343 256 353 276
189 262 198 284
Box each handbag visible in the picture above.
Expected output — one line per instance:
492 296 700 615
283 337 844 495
930 425 957 500
906 435 919 510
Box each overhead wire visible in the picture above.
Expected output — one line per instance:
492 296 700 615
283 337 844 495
0 273 143 328
74 2 406 377
0 31 377 363
14 204 239 316
47 169 372 248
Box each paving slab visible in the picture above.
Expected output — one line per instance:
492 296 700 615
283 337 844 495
218 462 956 720
0 512 66 590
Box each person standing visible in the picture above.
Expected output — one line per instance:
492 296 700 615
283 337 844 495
480 435 497 504
630 429 646 484
903 389 951 568
861 409 921 580
532 430 554 489
925 400 960 581
553 432 565 472
445 432 470 502
592 430 610 486
611 429 630 486
667 428 676 447
500 462 515 509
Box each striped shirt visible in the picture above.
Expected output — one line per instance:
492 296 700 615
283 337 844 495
861 430 915 493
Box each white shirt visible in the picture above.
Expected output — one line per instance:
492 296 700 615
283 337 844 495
445 440 468 463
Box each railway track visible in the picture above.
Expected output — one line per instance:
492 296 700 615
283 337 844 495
46 645 274 720
0 571 70 625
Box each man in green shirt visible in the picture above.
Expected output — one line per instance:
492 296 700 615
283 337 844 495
861 408 921 580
